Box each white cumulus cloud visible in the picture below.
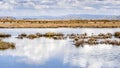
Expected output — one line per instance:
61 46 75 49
0 0 119 16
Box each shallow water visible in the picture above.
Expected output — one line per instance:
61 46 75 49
0 28 120 68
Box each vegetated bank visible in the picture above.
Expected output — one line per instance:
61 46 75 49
0 19 120 28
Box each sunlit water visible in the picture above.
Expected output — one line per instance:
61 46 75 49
0 28 120 68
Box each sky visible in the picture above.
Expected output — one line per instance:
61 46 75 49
0 0 120 16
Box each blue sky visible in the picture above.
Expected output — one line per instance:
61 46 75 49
0 0 120 16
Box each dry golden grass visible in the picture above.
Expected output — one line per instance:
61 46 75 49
0 40 15 50
0 20 120 28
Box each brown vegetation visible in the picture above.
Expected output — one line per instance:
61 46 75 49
114 32 120 38
71 32 120 47
16 32 120 47
0 19 120 28
43 32 64 37
0 33 11 38
16 32 65 40
0 40 15 50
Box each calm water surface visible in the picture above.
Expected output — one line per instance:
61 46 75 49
0 28 120 68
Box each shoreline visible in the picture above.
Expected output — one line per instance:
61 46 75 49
0 20 120 28
0 26 120 29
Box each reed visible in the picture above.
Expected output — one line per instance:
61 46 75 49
0 33 11 38
114 32 120 38
0 40 15 50
0 19 120 28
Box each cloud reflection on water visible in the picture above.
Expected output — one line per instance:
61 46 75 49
2 38 67 64
64 44 120 68
0 28 120 68
2 37 120 68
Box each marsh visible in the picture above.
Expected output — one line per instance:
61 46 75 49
0 28 120 68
